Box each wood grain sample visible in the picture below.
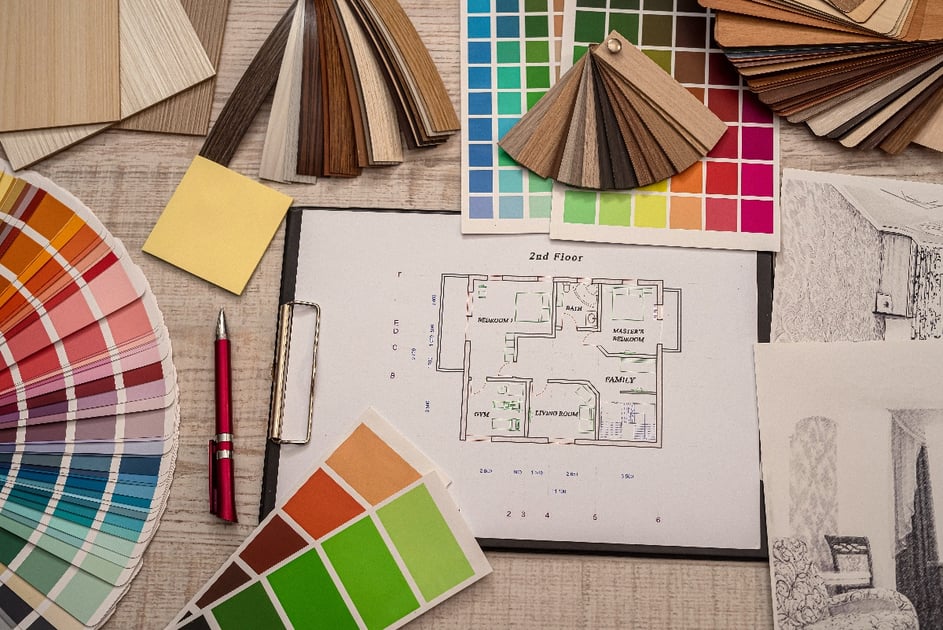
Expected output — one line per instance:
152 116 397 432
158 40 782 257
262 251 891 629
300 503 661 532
274 0 452 181
348 0 460 145
119 0 231 136
0 0 215 169
499 31 726 190
0 0 120 132
260 1 320 183
200 2 296 166
703 0 943 152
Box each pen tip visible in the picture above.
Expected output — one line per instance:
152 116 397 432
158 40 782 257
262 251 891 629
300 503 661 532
216 309 228 339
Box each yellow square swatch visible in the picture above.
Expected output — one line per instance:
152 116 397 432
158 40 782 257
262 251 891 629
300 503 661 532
143 156 292 294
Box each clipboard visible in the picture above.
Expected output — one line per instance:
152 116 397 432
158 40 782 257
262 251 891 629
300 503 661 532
261 207 772 559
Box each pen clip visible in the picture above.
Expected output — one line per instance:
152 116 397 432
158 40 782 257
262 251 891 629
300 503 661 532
208 439 218 515
269 301 320 444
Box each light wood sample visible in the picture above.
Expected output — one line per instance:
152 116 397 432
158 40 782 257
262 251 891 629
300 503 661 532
0 0 215 169
119 0 232 136
0 0 120 132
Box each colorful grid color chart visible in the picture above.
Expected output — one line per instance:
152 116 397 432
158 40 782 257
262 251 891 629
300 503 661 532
550 0 780 251
171 408 491 630
0 160 179 629
461 0 559 234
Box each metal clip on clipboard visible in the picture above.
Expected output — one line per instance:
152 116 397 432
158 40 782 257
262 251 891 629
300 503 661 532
268 300 320 444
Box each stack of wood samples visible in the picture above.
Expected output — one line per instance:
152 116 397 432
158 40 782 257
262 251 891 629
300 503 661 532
260 0 459 183
499 31 727 190
698 0 943 153
0 0 229 170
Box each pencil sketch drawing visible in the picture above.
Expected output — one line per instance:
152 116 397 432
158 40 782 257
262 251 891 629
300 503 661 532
773 169 943 343
757 342 943 629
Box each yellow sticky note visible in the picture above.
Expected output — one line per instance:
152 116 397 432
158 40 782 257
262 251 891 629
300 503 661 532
143 156 292 294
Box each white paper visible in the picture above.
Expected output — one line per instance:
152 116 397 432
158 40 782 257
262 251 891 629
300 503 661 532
277 209 761 550
756 340 943 628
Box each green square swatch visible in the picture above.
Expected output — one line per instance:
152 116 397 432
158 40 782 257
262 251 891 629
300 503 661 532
645 49 672 73
563 190 598 224
212 582 286 630
0 529 24 565
269 549 359 629
576 0 608 7
498 148 517 166
526 90 546 109
529 172 553 192
574 10 606 42
526 66 550 89
525 40 549 63
377 485 475 601
16 546 68 594
608 13 639 42
322 516 419 630
529 195 552 218
599 193 631 226
497 67 521 89
56 572 115 625
611 0 640 8
524 14 548 38
497 92 521 115
496 40 520 64
525 0 548 11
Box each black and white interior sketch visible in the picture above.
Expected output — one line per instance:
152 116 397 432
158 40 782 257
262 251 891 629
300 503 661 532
756 342 943 630
774 169 943 343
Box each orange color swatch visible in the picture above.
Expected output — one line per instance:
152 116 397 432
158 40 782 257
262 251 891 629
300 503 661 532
326 424 421 505
284 468 364 539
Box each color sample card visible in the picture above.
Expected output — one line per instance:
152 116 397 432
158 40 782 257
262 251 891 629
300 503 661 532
143 156 293 295
0 161 179 629
461 0 560 233
549 0 780 251
172 408 491 630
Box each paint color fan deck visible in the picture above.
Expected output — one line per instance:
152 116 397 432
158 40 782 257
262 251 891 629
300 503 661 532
499 30 727 190
172 408 491 630
259 0 459 183
700 0 943 154
0 161 179 629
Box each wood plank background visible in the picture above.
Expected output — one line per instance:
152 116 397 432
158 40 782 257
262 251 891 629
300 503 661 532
6 1 943 627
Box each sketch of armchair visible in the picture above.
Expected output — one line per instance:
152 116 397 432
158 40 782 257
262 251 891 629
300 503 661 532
771 538 917 630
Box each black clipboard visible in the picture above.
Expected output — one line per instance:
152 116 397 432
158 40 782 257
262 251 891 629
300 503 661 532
260 207 772 560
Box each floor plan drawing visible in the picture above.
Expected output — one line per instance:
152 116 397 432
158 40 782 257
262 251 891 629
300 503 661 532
437 274 681 447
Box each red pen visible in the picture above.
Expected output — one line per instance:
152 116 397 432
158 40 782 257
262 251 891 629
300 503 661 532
209 308 237 522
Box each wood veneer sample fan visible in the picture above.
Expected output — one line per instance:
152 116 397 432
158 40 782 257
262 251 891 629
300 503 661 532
499 31 726 190
277 0 457 181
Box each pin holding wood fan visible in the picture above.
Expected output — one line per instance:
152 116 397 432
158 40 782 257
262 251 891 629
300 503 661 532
499 31 727 190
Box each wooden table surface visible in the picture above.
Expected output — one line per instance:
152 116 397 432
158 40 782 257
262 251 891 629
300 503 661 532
9 1 943 628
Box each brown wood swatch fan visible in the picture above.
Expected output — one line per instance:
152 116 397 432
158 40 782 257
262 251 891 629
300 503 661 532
699 0 943 154
259 0 459 183
498 31 727 191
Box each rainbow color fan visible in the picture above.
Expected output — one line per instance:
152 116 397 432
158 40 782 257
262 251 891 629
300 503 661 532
0 161 178 628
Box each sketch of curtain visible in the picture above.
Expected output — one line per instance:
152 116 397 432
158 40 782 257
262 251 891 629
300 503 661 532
790 416 838 570
911 243 943 340
895 444 943 627
893 414 928 552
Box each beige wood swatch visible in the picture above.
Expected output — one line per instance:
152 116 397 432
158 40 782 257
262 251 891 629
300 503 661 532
0 0 120 132
336 0 403 165
349 0 459 144
0 0 215 169
260 2 320 183
119 0 231 135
